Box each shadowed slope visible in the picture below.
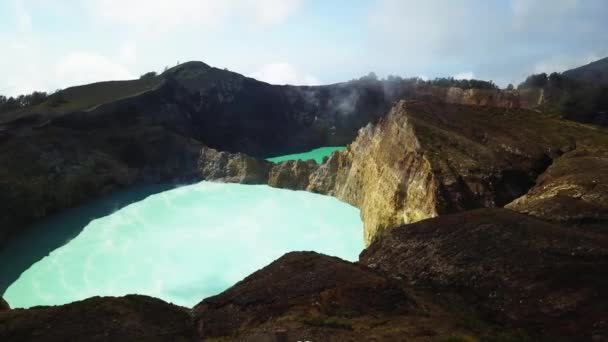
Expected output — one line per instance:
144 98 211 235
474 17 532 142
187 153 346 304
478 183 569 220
0 295 196 341
361 208 608 339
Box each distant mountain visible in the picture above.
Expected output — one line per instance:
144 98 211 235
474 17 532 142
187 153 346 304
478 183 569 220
563 56 608 85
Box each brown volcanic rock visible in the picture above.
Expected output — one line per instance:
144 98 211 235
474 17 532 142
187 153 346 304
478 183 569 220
267 159 318 190
506 148 608 230
360 208 608 339
197 100 608 245
198 146 318 190
307 102 440 244
429 86 524 108
193 251 416 340
307 100 606 244
0 298 9 311
198 146 271 184
0 295 196 341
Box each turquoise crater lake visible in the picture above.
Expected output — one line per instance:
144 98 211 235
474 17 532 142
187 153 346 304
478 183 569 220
267 146 346 164
3 181 364 309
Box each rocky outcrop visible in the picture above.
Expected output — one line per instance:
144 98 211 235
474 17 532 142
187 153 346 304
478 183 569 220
360 208 608 340
198 146 271 184
316 100 607 244
193 252 415 340
307 103 439 243
506 148 608 230
197 146 318 190
193 251 493 342
427 86 523 108
0 298 8 311
200 100 608 244
0 295 197 341
267 159 318 190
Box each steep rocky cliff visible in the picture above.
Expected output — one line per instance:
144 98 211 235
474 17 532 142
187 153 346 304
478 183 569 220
199 100 608 244
308 100 587 243
306 105 440 244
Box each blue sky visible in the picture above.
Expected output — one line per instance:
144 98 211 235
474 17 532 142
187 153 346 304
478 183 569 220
1 0 607 96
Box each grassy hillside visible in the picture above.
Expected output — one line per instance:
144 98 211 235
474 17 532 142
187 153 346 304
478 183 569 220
0 77 162 123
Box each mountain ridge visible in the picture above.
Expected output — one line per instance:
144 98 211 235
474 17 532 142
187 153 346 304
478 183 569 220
563 56 608 85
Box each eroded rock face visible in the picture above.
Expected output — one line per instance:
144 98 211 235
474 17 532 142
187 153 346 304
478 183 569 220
0 295 196 341
360 208 608 340
198 146 271 184
307 114 439 243
267 159 318 190
307 104 440 243
198 100 608 244
506 148 608 230
198 146 319 190
433 86 523 108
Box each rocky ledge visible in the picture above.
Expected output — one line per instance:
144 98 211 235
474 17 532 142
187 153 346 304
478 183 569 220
199 99 608 244
506 147 608 230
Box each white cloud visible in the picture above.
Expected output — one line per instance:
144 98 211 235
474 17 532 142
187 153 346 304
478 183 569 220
452 72 475 80
249 62 319 85
54 52 135 89
367 0 608 86
90 0 228 33
0 41 136 96
88 0 304 33
244 0 304 25
0 35 49 95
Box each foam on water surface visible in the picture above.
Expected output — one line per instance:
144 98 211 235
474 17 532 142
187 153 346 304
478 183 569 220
3 181 363 308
